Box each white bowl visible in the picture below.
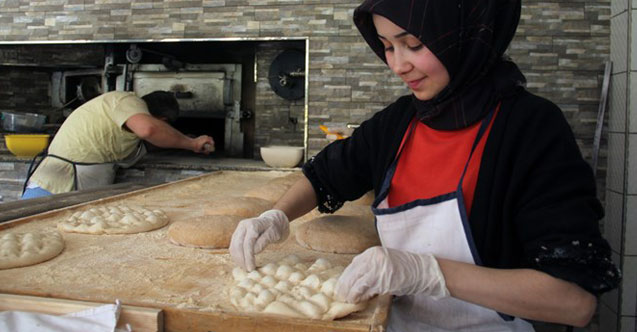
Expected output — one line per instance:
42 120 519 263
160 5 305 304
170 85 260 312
260 146 304 168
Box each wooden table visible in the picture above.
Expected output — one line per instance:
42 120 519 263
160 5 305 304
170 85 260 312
0 182 154 223
0 171 390 332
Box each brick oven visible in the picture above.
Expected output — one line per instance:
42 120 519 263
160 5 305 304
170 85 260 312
0 39 307 160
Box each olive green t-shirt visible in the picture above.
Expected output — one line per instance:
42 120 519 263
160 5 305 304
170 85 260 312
30 91 149 193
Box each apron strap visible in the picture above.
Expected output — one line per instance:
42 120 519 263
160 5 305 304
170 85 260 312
375 119 419 206
22 150 48 195
457 102 500 188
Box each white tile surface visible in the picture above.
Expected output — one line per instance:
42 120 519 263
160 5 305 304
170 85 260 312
605 191 625 253
612 0 628 16
619 316 636 332
620 256 637 316
633 11 637 70
607 132 626 193
627 195 637 255
609 72 627 133
631 72 637 133
629 134 637 194
611 13 629 74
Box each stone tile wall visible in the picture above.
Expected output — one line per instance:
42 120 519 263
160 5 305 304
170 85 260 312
0 1 610 162
0 68 51 118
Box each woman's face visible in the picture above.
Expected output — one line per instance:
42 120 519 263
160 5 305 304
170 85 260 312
372 14 450 101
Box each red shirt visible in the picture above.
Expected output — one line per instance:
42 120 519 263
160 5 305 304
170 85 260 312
387 110 498 214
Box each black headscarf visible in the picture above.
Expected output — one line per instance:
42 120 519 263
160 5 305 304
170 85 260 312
354 0 526 130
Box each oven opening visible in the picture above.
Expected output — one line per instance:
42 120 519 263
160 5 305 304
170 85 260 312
173 116 226 156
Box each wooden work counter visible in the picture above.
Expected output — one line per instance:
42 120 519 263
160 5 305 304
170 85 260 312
0 170 390 332
0 182 153 223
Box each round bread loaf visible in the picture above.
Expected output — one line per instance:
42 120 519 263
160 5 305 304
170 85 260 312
351 191 375 206
168 215 243 249
203 197 273 218
244 172 304 202
295 215 380 254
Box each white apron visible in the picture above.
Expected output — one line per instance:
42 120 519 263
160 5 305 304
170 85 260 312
26 142 147 192
75 142 147 190
371 109 534 332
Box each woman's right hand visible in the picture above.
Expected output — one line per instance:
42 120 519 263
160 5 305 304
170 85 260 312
229 209 289 271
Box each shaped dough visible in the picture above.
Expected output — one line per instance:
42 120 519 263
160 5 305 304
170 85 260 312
203 197 273 218
168 215 243 249
352 191 375 206
0 230 64 269
58 205 169 234
229 255 368 320
295 215 380 254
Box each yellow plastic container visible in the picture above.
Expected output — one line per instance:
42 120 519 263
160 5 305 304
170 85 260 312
4 134 50 158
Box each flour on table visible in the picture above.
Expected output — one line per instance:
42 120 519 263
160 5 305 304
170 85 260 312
229 255 368 320
0 230 64 269
58 205 169 234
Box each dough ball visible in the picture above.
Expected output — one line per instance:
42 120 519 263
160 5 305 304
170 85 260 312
295 215 380 254
228 256 369 320
243 172 304 202
168 215 243 249
203 197 273 218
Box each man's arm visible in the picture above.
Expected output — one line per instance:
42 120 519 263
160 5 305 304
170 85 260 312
125 113 214 153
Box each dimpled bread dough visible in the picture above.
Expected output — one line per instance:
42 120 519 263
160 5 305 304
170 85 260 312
243 172 304 203
168 215 243 249
295 215 380 254
0 230 64 269
58 205 169 234
203 197 273 218
229 255 368 320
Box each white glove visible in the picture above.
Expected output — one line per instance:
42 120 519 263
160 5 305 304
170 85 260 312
229 209 289 271
335 246 450 303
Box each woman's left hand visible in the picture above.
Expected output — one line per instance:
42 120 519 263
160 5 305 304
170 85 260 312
334 246 450 303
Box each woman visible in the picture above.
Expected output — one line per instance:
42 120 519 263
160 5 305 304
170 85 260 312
230 0 620 330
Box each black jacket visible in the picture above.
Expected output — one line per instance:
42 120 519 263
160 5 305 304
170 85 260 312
303 89 620 295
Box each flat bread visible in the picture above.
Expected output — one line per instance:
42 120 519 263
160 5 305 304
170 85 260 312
244 172 304 202
203 197 273 218
295 215 380 254
229 255 368 320
168 215 243 249
58 205 169 234
0 230 64 269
